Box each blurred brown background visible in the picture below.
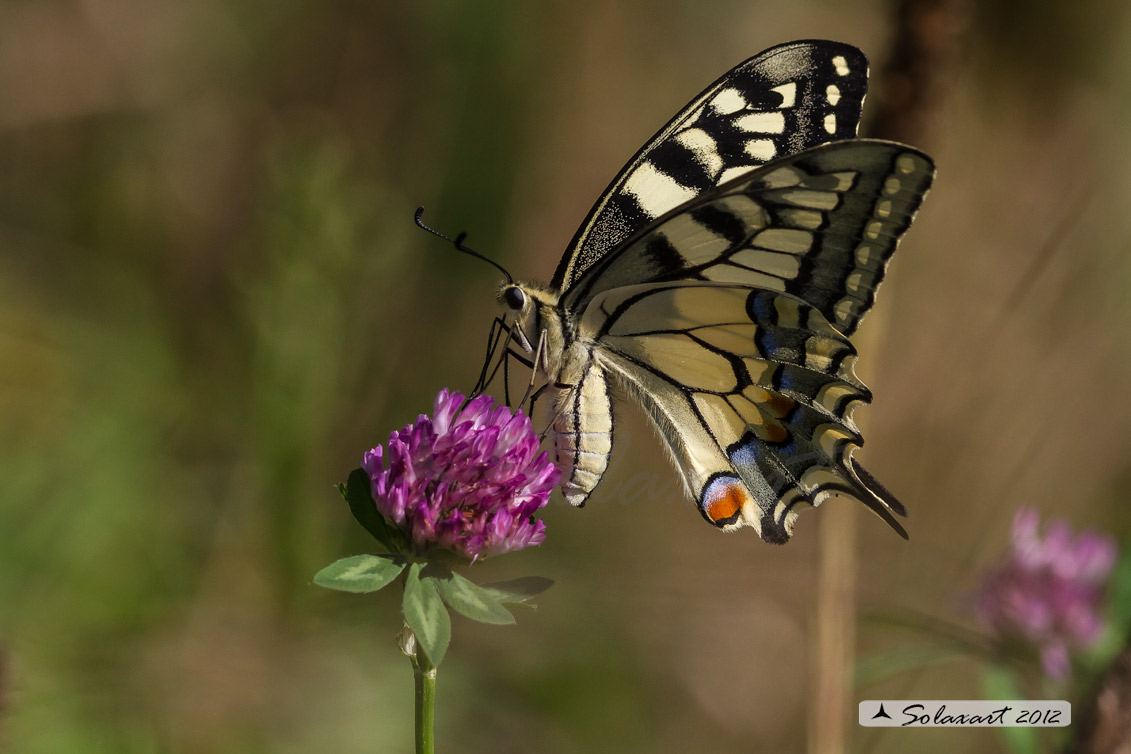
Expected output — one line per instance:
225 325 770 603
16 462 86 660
2 1 1130 752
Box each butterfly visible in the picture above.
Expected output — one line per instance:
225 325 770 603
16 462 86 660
481 40 934 543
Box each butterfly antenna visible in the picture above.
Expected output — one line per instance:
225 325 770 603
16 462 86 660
414 207 513 284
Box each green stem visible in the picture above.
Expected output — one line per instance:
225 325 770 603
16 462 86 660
413 648 437 754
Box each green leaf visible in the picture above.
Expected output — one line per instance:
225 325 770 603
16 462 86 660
403 563 451 666
432 570 515 625
313 554 406 593
981 665 1039 754
481 576 554 605
340 468 401 551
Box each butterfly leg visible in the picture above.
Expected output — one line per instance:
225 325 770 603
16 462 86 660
470 315 511 398
516 328 552 414
501 341 537 407
470 316 539 406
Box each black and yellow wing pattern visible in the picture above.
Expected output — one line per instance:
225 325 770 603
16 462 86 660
496 41 934 543
552 40 869 291
571 141 933 541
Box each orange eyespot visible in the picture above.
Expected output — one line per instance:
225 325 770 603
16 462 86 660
702 478 749 525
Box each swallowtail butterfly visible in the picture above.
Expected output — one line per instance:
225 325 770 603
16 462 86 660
492 40 934 542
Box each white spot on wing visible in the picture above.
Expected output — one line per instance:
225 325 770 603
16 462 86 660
674 128 723 176
744 138 776 161
770 82 797 108
735 111 785 133
823 113 837 133
832 55 849 76
718 166 755 184
623 162 697 219
710 88 747 115
826 84 841 105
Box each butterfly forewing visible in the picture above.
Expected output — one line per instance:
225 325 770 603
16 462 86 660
552 40 869 292
563 141 935 337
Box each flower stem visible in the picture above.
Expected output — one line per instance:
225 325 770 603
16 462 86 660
412 649 437 754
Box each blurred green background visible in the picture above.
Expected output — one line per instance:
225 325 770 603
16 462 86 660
2 1 1131 752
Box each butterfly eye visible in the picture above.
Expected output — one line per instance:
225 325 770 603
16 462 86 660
502 286 526 311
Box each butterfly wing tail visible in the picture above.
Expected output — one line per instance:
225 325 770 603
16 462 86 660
846 458 909 539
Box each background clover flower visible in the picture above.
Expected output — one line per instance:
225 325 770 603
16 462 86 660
974 507 1118 679
362 388 560 562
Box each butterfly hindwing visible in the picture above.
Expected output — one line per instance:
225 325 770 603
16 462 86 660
579 283 903 542
552 40 869 291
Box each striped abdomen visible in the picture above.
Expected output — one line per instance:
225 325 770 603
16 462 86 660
554 356 613 507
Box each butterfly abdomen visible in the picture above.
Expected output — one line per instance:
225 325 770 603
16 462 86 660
553 354 614 507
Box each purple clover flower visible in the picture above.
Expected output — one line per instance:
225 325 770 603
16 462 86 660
974 507 1117 679
362 389 560 562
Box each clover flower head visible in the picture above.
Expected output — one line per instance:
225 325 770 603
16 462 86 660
974 507 1117 679
362 389 560 562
